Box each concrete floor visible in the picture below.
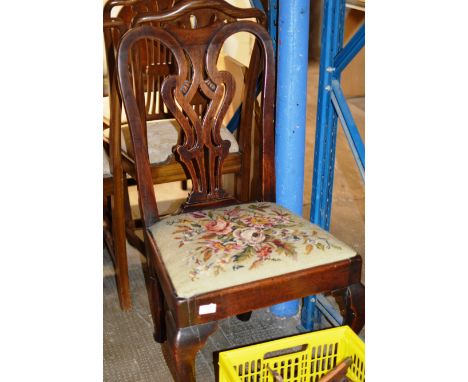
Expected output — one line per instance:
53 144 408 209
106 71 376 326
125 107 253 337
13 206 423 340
103 62 364 381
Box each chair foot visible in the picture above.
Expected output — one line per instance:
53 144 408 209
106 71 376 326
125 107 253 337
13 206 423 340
114 229 132 311
343 283 365 333
236 311 252 322
105 167 132 311
113 196 132 311
103 225 132 311
116 283 132 311
165 311 218 382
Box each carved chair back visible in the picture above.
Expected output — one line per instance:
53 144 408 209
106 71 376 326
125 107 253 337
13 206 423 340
104 0 180 122
117 0 276 227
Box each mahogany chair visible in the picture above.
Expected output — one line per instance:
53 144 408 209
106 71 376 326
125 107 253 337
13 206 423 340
103 0 265 310
116 1 365 380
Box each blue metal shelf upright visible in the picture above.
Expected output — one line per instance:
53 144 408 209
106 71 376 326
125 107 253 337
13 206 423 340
251 0 305 318
302 0 365 330
271 0 311 318
311 0 365 231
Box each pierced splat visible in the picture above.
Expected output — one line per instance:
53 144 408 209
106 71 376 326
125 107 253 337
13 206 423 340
159 21 237 208
131 0 268 146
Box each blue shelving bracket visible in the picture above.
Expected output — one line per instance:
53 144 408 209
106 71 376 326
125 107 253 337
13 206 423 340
330 79 365 179
302 0 365 330
334 23 365 74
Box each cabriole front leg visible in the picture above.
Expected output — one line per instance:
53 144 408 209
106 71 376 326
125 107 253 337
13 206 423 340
164 311 218 382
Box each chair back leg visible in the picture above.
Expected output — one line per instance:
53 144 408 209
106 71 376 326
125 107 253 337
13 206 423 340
112 169 132 311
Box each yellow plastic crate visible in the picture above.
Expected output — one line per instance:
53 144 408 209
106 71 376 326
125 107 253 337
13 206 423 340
219 326 365 382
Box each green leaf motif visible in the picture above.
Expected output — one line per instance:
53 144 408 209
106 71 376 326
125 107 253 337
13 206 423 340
275 224 292 229
233 246 256 263
248 204 269 212
283 243 297 257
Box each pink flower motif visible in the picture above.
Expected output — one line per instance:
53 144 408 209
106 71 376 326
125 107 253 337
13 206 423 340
257 245 273 258
205 219 233 235
233 228 266 245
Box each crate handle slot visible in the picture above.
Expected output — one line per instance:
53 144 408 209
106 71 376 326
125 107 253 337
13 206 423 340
263 344 308 360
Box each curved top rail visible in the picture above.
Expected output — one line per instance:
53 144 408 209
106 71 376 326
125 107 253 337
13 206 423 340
103 0 144 17
132 0 266 27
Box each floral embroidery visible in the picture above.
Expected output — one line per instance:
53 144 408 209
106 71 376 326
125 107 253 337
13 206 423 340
166 203 343 280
